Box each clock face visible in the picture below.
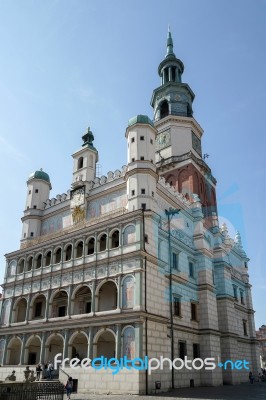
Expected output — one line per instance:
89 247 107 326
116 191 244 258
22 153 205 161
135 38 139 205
156 130 171 150
71 186 85 207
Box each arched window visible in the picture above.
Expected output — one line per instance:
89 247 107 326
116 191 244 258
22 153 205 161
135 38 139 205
160 100 169 119
17 259 25 274
76 241 84 258
65 245 72 261
45 251 52 267
87 238 95 255
99 234 107 252
36 254 42 269
55 248 62 264
123 225 136 245
27 257 33 272
77 157 83 170
110 230 119 249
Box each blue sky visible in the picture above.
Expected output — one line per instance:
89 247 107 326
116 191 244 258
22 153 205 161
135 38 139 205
0 0 265 328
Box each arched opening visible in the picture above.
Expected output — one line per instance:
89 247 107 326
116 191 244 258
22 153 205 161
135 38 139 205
54 248 62 264
13 298 27 323
73 286 92 315
51 291 68 318
123 225 136 245
45 251 52 267
65 245 72 261
178 169 191 196
87 238 95 255
25 336 41 365
78 157 84 170
76 241 84 258
98 281 117 312
36 254 42 269
110 230 119 249
69 332 88 360
31 294 46 320
98 234 107 252
7 337 21 365
27 256 33 272
45 334 64 365
17 259 25 274
160 100 169 119
95 331 115 359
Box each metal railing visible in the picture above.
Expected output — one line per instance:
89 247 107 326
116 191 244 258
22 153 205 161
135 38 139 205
0 381 65 400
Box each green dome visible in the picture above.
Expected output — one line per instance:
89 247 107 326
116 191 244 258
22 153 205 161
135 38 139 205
128 115 154 127
28 169 50 183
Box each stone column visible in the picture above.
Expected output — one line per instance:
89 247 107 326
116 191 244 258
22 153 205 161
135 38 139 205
115 324 122 359
19 334 27 365
63 330 69 359
40 332 46 364
8 298 14 326
67 285 72 318
168 66 172 82
2 335 9 365
91 281 96 314
45 290 50 320
134 323 142 359
25 294 31 322
117 275 121 310
88 327 93 360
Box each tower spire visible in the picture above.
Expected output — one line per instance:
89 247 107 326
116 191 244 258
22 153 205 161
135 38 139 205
166 26 175 58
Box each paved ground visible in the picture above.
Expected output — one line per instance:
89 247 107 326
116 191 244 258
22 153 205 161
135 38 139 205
70 382 266 400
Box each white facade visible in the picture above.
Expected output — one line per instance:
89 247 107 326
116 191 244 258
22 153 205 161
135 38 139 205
0 32 260 395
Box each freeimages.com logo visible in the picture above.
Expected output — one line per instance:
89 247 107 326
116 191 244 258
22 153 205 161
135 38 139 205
54 354 250 375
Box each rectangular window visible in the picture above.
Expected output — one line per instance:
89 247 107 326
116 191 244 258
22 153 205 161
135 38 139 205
33 205 37 209
193 343 200 359
189 262 194 277
140 136 144 141
58 306 66 317
179 341 187 360
240 290 245 305
140 156 144 160
243 320 248 336
29 190 31 194
131 190 135 196
131 137 135 143
35 302 42 318
30 232 34 237
150 139 153 144
172 252 178 270
35 189 39 193
141 188 146 194
144 234 148 243
152 191 154 197
131 158 135 162
173 297 181 317
191 302 197 321
233 285 238 301
86 302 92 313
141 203 146 210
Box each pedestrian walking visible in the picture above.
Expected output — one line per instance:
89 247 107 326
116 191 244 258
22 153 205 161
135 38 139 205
47 361 54 380
36 363 42 381
65 376 73 400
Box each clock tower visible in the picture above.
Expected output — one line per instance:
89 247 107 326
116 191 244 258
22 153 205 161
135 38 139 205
152 29 217 222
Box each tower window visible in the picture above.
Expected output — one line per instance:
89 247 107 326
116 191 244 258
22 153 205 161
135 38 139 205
173 296 181 317
24 233 26 238
30 232 34 237
33 205 37 209
160 100 169 119
140 136 144 141
35 189 39 193
141 203 146 210
131 137 135 143
140 156 144 160
150 139 153 144
78 156 84 170
189 262 194 278
141 189 145 194
131 158 135 162
191 302 197 321
29 190 31 194
131 190 135 196
243 320 248 336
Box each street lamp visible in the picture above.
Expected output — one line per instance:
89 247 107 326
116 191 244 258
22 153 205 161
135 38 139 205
165 208 180 390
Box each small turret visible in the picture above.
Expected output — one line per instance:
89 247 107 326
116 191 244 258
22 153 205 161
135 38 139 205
72 127 98 190
125 115 158 212
21 169 52 243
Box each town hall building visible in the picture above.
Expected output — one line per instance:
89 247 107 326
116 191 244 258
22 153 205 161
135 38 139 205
0 31 260 394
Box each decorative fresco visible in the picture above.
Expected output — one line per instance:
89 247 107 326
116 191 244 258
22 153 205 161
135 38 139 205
0 339 5 364
123 327 135 360
87 189 127 219
122 276 135 309
1 300 11 325
41 211 72 236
